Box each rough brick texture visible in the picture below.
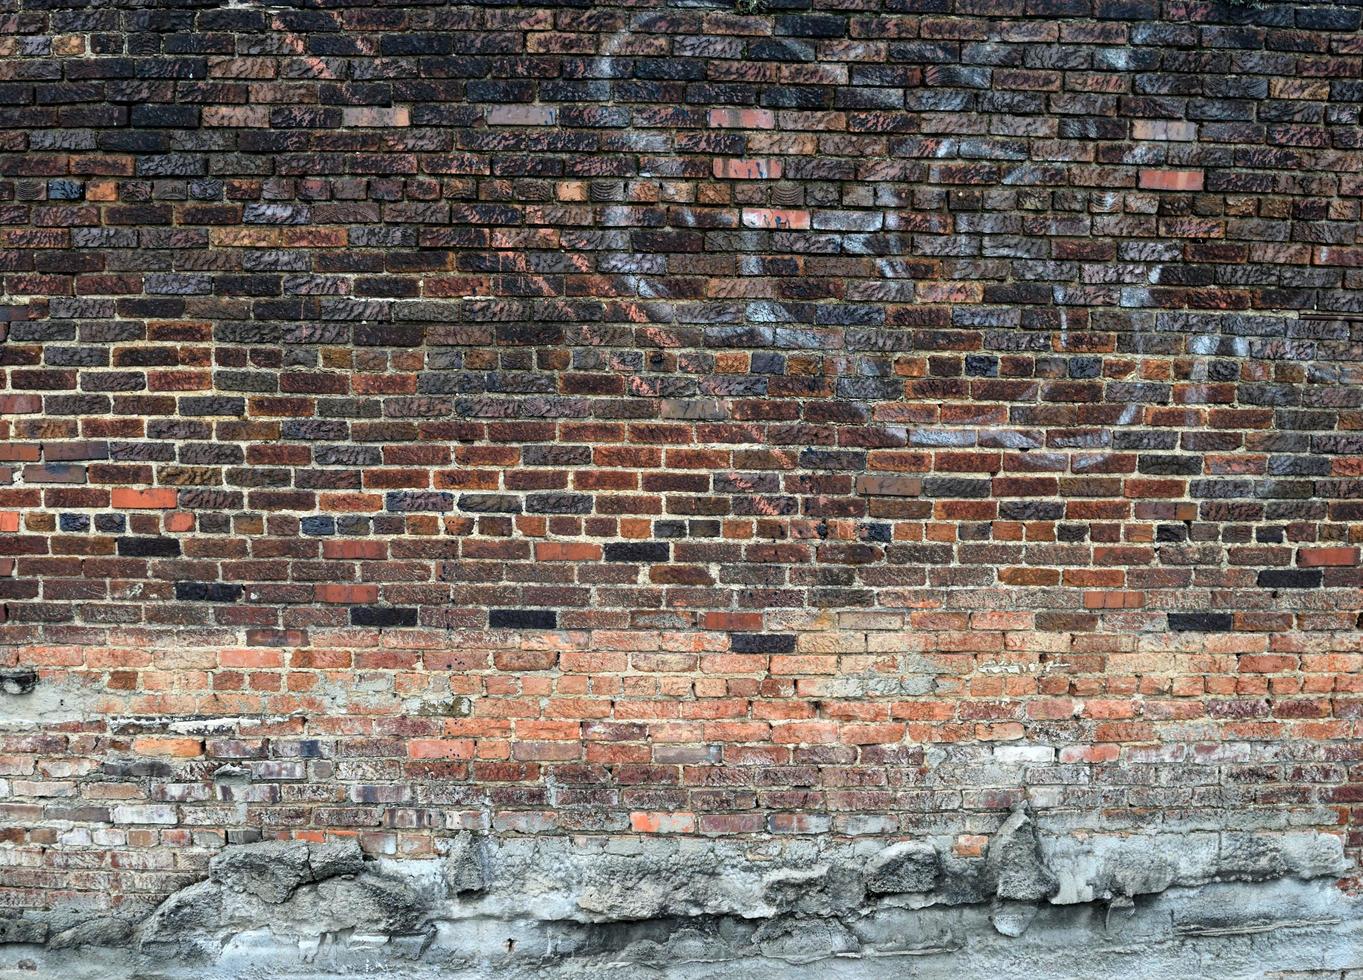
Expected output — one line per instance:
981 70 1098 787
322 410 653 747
2 0 1363 921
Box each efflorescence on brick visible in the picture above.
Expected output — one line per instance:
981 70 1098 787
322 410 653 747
0 0 1362 929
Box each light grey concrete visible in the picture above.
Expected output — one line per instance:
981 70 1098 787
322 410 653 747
1 812 1359 979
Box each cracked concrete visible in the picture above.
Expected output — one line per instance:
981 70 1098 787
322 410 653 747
0 807 1359 978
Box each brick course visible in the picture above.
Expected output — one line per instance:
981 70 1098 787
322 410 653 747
1 0 1363 919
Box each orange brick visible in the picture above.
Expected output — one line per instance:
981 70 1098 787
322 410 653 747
535 542 603 561
132 737 203 757
86 179 118 201
220 649 283 669
407 739 475 759
1084 699 1137 720
1083 590 1144 609
953 834 989 857
999 567 1060 586
318 493 384 512
1138 168 1204 191
1058 745 1120 764
630 811 696 833
163 512 195 532
111 488 177 509
741 208 810 230
53 34 85 56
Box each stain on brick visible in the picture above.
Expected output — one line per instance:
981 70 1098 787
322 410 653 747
174 583 245 603
0 669 38 695
708 108 777 129
486 105 556 127
1131 120 1197 142
342 107 410 128
855 475 923 497
742 208 810 230
713 158 783 180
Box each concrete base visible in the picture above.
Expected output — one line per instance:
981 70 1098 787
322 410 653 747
4 880 1362 980
1 825 1360 979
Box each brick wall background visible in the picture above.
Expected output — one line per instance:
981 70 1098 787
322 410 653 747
2 0 1363 919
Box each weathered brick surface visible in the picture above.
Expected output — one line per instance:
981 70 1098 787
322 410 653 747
2 0 1363 916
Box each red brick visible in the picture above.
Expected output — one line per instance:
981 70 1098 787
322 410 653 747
323 540 388 560
2 5 1362 923
0 444 40 462
0 395 42 414
1298 547 1358 567
315 584 379 604
1315 247 1363 267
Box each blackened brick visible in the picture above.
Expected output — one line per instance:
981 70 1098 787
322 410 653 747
174 582 245 603
604 542 670 563
116 538 181 558
1167 613 1234 632
349 606 418 628
1256 570 1322 590
489 609 557 630
730 633 797 654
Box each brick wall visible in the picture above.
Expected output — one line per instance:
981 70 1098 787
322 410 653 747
2 0 1363 917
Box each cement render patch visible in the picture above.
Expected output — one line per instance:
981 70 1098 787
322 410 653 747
0 825 1359 980
2 882 1361 980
